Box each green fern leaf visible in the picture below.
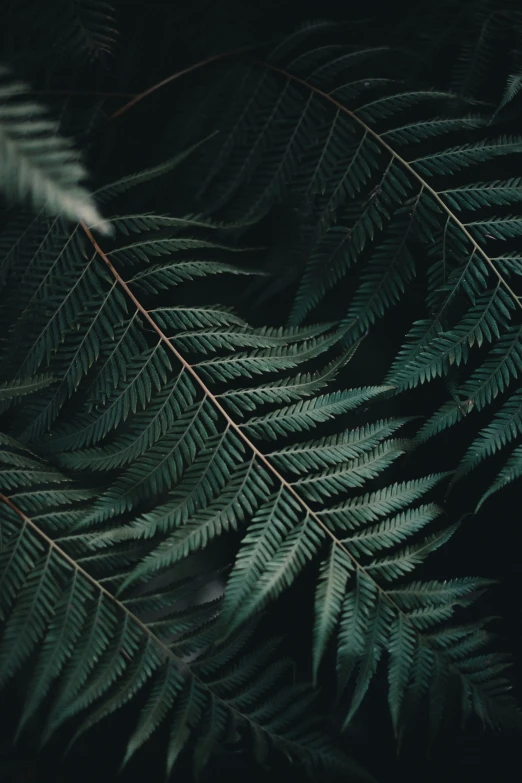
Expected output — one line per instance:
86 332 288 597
495 73 522 115
0 477 352 778
0 375 53 401
172 26 522 505
0 151 517 748
313 545 353 684
51 0 118 63
0 67 110 231
476 442 522 510
455 388 522 480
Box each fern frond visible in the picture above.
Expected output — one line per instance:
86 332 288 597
52 0 117 63
0 155 517 744
181 32 522 329
450 8 507 100
476 442 522 509
0 375 53 402
455 388 522 480
389 286 515 390
0 487 353 778
417 325 522 442
0 66 110 231
496 72 522 114
169 28 522 500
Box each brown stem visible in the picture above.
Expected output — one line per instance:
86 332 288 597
109 42 269 121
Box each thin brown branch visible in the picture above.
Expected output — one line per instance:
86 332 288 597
109 42 270 121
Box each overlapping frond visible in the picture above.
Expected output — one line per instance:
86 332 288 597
0 448 354 778
176 29 522 337
217 478 519 737
0 139 519 756
168 26 522 501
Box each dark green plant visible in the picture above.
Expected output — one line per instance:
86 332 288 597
170 21 522 509
1 4 522 781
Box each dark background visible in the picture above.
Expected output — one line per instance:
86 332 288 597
0 1 521 781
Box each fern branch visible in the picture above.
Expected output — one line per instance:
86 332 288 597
260 61 522 317
79 222 518 735
80 222 402 600
0 491 351 776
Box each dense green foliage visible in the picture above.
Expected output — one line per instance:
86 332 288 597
1 1 522 781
